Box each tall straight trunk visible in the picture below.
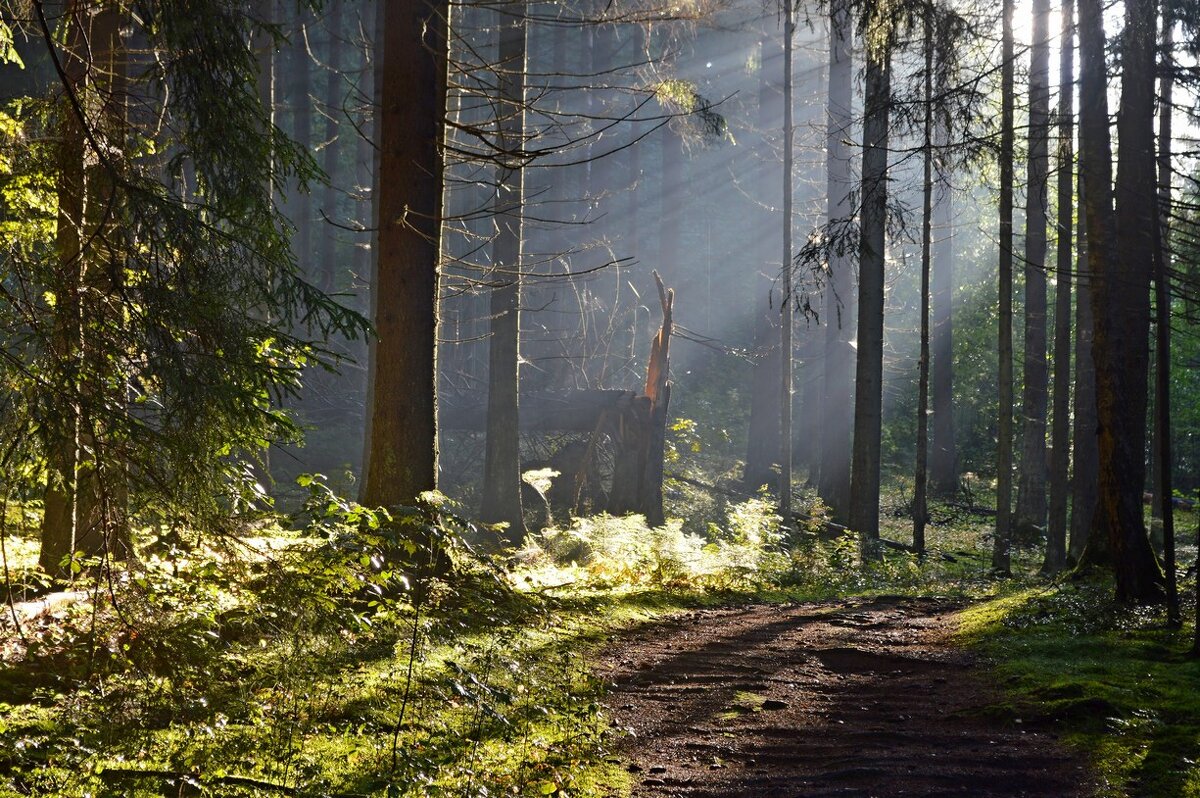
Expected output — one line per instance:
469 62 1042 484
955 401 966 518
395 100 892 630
913 6 934 555
1069 178 1100 564
992 0 1015 574
1154 8 1178 622
1044 0 1074 575
818 0 854 521
293 22 314 276
848 32 891 552
1080 0 1164 602
745 36 781 493
779 0 795 515
360 0 448 507
38 1 127 576
318 9 344 294
480 9 527 538
1015 0 1052 543
930 153 956 498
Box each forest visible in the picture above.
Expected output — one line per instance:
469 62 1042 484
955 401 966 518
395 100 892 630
1 0 1200 795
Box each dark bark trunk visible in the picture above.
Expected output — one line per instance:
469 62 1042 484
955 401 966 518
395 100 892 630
993 0 1015 574
1080 0 1164 602
1015 0 1052 544
930 155 956 499
914 7 934 555
1069 178 1101 565
1044 0 1074 575
817 0 854 521
360 0 447 507
480 10 528 539
780 0 795 515
848 32 891 552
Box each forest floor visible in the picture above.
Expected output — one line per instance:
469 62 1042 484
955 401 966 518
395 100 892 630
594 595 1095 797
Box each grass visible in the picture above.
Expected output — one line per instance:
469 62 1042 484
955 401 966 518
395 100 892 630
959 579 1200 797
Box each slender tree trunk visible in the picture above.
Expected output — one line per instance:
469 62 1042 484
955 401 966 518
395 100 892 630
779 0 795 515
993 0 1015 574
930 151 956 499
1015 0 1052 544
913 6 934 555
480 8 527 538
1154 8 1178 623
318 9 344 294
360 0 447 507
1069 177 1100 565
818 0 854 522
1079 0 1164 602
293 21 314 276
745 35 781 494
1044 0 1074 575
848 29 891 554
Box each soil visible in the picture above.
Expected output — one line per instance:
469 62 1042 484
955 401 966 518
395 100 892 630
594 596 1093 797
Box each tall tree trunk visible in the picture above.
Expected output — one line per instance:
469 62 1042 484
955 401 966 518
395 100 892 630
848 27 891 554
1079 0 1164 602
930 149 956 498
779 0 795 515
992 0 1015 574
480 8 527 539
745 35 781 494
318 8 344 294
818 0 854 522
293 21 314 277
38 1 128 576
913 6 934 555
360 0 448 507
1044 0 1074 575
1015 0 1052 544
1154 7 1178 622
1069 178 1100 564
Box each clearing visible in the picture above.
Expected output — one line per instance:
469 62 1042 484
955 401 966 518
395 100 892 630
595 596 1094 797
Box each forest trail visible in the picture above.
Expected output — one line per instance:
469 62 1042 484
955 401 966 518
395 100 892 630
595 597 1093 797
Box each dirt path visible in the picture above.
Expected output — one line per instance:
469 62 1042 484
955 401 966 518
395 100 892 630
595 596 1092 797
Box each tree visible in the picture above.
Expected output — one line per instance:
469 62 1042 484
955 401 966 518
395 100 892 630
1078 0 1164 602
1014 0 1052 544
1044 0 1074 575
360 0 449 507
913 2 935 555
992 0 1015 574
817 0 854 522
929 171 956 499
779 0 795 516
848 6 894 553
480 4 528 538
1069 176 1100 564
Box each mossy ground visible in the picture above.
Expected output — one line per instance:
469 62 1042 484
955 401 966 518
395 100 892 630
959 579 1200 797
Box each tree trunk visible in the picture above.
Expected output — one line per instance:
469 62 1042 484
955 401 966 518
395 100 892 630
1080 0 1164 602
848 30 891 553
913 6 934 555
817 0 854 522
293 21 314 277
993 0 1015 574
360 0 447 507
930 153 956 499
1154 7 1178 622
480 9 528 539
318 8 344 294
1044 0 1074 575
779 0 795 515
1069 177 1100 565
1014 0 1052 545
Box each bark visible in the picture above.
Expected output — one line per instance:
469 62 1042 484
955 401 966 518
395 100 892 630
930 158 956 498
1014 0 1052 544
913 7 934 555
360 0 447 507
817 0 854 521
293 22 314 275
779 0 795 515
1069 178 1100 564
1154 9 1178 622
1079 0 1164 602
318 10 344 294
848 32 891 552
480 9 528 539
993 0 1015 574
1044 0 1074 575
744 35 781 494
